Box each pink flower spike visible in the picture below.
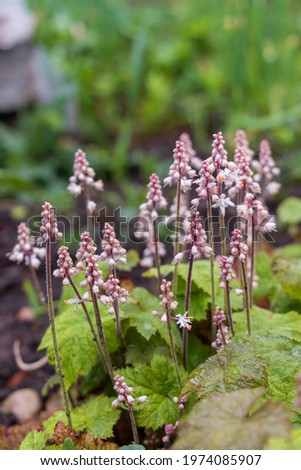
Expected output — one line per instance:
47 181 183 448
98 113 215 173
139 173 167 219
7 222 46 269
164 140 196 192
100 223 127 266
53 246 78 282
37 202 62 246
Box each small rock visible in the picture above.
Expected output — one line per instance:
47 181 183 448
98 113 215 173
2 389 42 424
16 306 34 322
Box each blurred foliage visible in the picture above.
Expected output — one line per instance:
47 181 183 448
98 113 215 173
1 0 301 204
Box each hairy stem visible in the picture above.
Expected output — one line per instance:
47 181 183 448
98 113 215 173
46 240 72 428
172 177 182 297
128 403 139 444
241 261 251 335
112 265 126 359
207 190 216 342
29 264 46 306
166 305 182 388
91 292 114 383
152 216 162 294
67 276 104 363
183 252 194 370
249 214 255 307
225 280 235 336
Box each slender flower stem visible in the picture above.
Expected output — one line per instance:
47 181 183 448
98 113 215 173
217 180 227 257
166 305 182 388
172 177 182 297
91 292 114 383
29 264 46 306
128 403 139 444
249 214 255 307
240 261 251 335
225 280 235 336
183 252 194 370
152 217 162 294
67 276 104 363
46 240 72 428
112 266 126 357
206 190 215 342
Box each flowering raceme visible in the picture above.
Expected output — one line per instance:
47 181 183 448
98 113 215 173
7 222 45 269
67 149 104 214
164 140 196 192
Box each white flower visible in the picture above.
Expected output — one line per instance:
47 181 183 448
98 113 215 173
212 194 235 216
137 395 148 403
87 200 96 214
173 252 184 264
175 312 193 330
67 182 82 197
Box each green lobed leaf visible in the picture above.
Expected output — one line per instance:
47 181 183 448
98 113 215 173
119 444 146 450
118 355 187 430
121 288 181 349
273 256 301 301
183 342 268 401
173 388 291 450
39 304 119 388
125 330 172 366
253 251 280 301
20 430 47 450
234 306 301 341
277 197 301 225
42 395 121 439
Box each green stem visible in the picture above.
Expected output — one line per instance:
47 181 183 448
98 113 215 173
46 240 72 428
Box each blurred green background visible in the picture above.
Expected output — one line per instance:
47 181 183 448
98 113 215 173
1 0 301 212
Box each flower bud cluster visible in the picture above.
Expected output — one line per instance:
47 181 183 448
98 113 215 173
218 256 236 288
102 274 128 313
230 229 248 261
38 202 62 245
100 223 127 267
112 375 147 408
7 222 46 269
164 140 196 192
192 158 216 204
152 279 178 324
179 132 202 170
174 210 212 263
53 246 77 285
212 306 231 351
67 149 104 213
139 173 167 219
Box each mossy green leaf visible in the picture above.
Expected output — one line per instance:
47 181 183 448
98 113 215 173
118 355 187 430
266 428 301 450
173 388 291 450
183 342 268 401
240 336 301 406
234 306 301 341
125 330 171 366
